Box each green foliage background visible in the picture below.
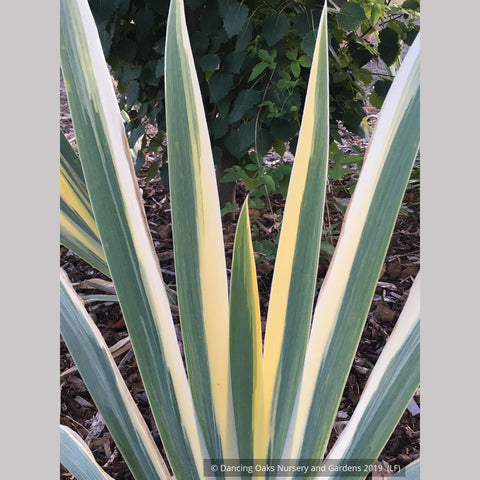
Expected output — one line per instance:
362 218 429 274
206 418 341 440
88 0 419 203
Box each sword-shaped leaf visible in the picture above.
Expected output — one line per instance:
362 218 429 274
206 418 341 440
60 270 171 480
258 4 329 461
165 0 237 461
60 425 114 480
324 275 420 478
60 132 178 304
283 35 420 463
229 199 262 462
60 130 109 277
60 1 207 477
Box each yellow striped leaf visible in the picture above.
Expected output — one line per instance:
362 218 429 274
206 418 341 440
60 130 109 277
324 275 420 478
60 426 114 480
60 1 208 477
258 4 329 461
229 199 262 461
60 270 171 480
165 0 237 461
282 36 420 464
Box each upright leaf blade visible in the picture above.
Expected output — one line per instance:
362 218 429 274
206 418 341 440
283 36 420 463
60 1 208 478
60 426 114 480
60 131 110 277
229 199 262 461
325 275 420 475
60 131 178 305
258 4 329 461
165 0 237 461
60 270 171 480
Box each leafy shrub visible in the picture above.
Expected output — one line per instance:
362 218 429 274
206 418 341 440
88 0 419 207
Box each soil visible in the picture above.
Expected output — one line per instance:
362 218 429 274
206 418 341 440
60 78 420 479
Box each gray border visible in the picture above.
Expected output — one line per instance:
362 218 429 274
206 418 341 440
421 0 480 478
2 1 59 476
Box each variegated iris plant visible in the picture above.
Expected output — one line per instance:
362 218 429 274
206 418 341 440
60 0 420 479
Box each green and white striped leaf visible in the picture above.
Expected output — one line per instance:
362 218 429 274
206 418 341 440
324 275 420 478
282 35 420 463
80 293 118 304
60 130 109 277
60 130 178 305
60 1 207 478
229 199 262 461
165 0 237 461
60 425 113 480
392 459 420 480
258 4 329 461
60 270 171 480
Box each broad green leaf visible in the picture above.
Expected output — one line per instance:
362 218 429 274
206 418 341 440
262 14 291 47
199 53 220 72
403 0 420 9
291 61 301 78
301 30 316 58
208 71 234 102
258 49 276 64
60 270 171 480
165 0 238 461
224 50 246 74
223 2 249 38
235 20 253 51
229 89 261 123
282 36 420 463
60 130 109 277
272 138 287 157
229 199 262 461
293 11 317 38
224 120 256 159
60 426 113 480
248 62 269 82
297 56 310 72
191 31 209 54
378 28 401 66
256 128 275 159
370 3 384 26
212 116 229 139
347 42 374 68
325 275 420 475
60 1 207 478
337 2 367 31
270 118 298 142
125 79 140 108
257 4 330 461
